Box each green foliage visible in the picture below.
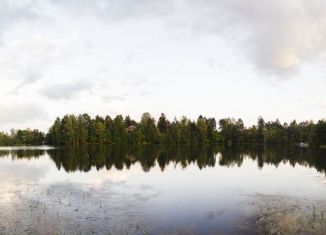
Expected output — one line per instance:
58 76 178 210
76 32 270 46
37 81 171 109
43 116 326 147
157 113 169 134
219 118 244 144
140 113 160 143
0 129 45 146
309 120 326 147
1 113 325 148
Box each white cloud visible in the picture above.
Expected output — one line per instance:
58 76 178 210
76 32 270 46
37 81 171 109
102 94 126 103
0 101 48 124
163 0 326 77
0 36 64 93
40 81 92 100
0 0 325 131
0 1 39 43
46 0 326 77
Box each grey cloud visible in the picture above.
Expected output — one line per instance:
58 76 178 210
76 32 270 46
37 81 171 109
84 41 94 49
123 52 140 64
3 0 325 80
206 58 225 69
318 102 326 110
0 102 48 124
50 0 174 20
50 0 326 78
7 72 43 95
138 90 153 97
102 94 127 103
40 81 92 100
0 1 39 43
122 77 160 88
101 90 154 103
166 0 326 77
0 37 64 93
101 89 153 103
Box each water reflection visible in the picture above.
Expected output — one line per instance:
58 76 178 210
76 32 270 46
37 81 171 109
1 145 326 174
0 149 46 159
1 145 326 234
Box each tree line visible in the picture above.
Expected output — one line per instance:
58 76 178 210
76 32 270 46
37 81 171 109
0 129 45 146
0 113 325 147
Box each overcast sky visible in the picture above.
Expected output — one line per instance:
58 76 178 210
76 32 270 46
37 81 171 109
0 0 326 132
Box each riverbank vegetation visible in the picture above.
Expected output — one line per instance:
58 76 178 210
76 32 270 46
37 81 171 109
0 129 45 146
0 113 325 147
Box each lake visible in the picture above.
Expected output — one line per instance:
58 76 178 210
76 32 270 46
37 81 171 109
0 145 326 234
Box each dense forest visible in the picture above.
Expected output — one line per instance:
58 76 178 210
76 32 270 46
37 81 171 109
0 113 326 147
0 129 45 146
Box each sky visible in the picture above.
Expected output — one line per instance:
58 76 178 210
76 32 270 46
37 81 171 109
0 0 326 132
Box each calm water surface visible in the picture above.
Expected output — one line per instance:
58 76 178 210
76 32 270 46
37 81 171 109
0 145 326 234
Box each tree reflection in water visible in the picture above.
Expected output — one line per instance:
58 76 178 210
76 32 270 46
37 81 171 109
1 145 325 174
